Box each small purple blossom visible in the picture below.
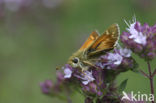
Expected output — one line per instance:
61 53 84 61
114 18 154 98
64 68 72 78
75 70 95 85
40 80 53 94
56 71 64 82
107 53 123 65
119 47 132 57
62 64 73 79
81 71 95 85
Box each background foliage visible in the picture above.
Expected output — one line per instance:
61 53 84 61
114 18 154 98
0 0 156 103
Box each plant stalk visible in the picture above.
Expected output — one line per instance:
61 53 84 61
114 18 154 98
147 61 155 103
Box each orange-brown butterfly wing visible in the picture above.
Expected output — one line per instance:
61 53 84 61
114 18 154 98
79 31 99 51
88 24 119 55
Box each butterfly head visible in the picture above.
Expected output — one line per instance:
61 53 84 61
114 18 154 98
68 55 83 70
67 50 87 70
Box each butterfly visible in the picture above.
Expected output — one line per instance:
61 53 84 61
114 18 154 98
67 24 120 71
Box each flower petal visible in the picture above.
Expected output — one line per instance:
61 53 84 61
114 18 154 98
64 68 72 78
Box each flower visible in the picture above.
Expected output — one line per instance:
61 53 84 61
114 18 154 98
97 46 133 70
40 51 136 102
62 64 73 79
107 53 123 65
56 71 64 83
126 21 147 45
40 71 73 97
82 71 95 85
64 68 72 78
119 47 132 57
121 17 156 60
40 80 53 94
75 71 95 85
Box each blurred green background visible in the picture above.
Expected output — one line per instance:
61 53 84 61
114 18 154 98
0 0 156 103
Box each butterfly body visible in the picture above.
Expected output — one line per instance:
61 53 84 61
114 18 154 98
67 24 120 71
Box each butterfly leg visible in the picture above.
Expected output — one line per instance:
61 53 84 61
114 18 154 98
83 61 94 66
83 60 101 70
78 62 89 72
81 67 89 72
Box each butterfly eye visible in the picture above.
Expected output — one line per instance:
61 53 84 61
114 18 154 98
72 57 79 64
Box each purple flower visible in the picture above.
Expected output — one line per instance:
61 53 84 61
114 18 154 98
121 17 156 60
62 64 95 85
97 53 122 69
62 64 73 79
75 70 95 85
56 71 64 83
82 83 97 94
40 71 73 96
64 68 72 78
97 46 133 70
126 20 147 45
119 47 132 57
40 52 136 102
107 53 123 65
40 80 53 94
82 82 104 96
82 71 95 85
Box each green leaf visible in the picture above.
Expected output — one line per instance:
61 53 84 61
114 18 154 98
118 79 128 93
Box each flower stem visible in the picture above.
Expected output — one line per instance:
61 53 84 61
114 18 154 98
152 69 156 77
147 61 155 103
139 70 149 78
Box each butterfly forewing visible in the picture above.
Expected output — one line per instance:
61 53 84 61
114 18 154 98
79 31 99 51
87 24 119 56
